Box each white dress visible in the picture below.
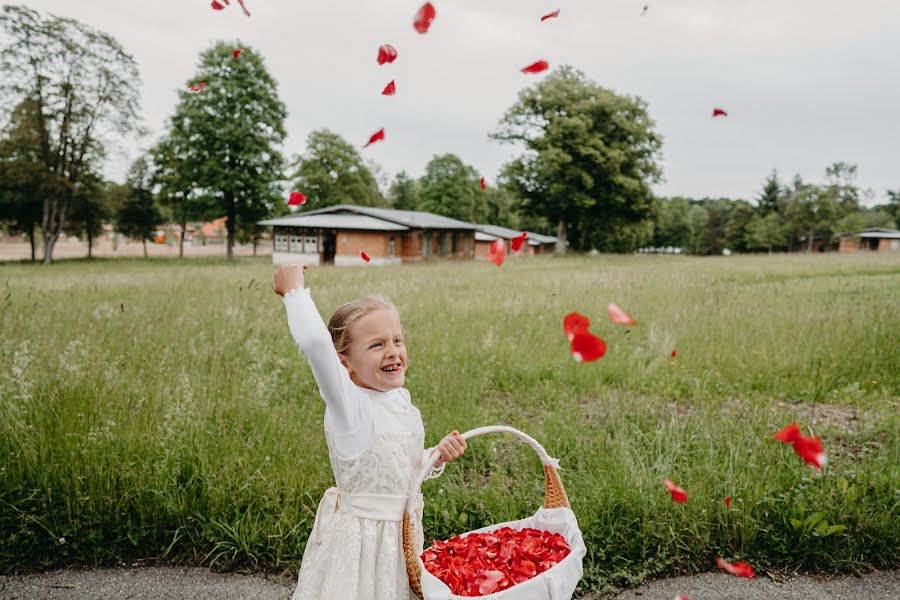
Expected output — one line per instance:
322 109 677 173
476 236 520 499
283 288 444 600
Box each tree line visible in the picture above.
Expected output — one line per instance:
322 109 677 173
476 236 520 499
1 5 897 264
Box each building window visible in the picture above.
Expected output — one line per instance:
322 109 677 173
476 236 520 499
389 237 395 256
422 232 431 257
439 232 449 256
305 235 317 252
464 234 471 255
290 233 302 253
451 232 459 254
275 232 288 252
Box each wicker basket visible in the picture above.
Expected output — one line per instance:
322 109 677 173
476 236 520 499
402 425 584 599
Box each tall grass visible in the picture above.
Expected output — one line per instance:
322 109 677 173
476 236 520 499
1 253 897 594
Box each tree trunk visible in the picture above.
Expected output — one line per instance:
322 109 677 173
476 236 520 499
87 228 93 259
555 217 567 256
142 238 147 258
179 217 187 258
28 221 36 262
252 240 257 257
226 198 236 260
807 230 814 253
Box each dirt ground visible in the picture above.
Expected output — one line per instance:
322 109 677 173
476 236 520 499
0 239 272 262
0 567 897 600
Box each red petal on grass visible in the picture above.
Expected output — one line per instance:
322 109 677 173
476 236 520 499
413 2 436 34
570 331 606 362
211 0 227 10
771 422 800 444
664 479 688 503
363 128 385 148
235 0 250 17
488 239 506 267
377 44 398 65
540 9 560 22
381 80 396 96
189 82 206 93
675 596 691 600
716 557 755 578
563 312 590 342
607 303 637 325
360 251 371 263
232 48 244 58
713 107 728 117
511 232 528 252
521 60 549 74
793 434 827 469
671 349 677 358
288 192 306 206
725 496 732 507
480 177 485 190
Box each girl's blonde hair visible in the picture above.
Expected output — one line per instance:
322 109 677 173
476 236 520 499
328 293 401 356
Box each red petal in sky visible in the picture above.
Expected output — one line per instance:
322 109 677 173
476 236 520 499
540 9 560 22
235 0 250 17
511 232 528 252
793 434 827 469
664 479 688 503
771 422 800 444
363 128 385 148
382 80 396 96
725 496 732 508
377 44 398 65
716 557 755 579
488 239 506 267
288 192 306 206
413 2 437 34
211 0 227 10
521 60 549 74
563 312 590 342
713 107 728 117
607 303 637 325
480 177 485 190
570 331 606 362
360 251 371 263
232 48 244 59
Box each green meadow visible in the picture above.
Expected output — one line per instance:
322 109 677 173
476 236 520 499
1 254 898 594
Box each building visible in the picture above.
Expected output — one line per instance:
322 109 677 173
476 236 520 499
258 205 479 266
838 227 900 253
473 224 559 258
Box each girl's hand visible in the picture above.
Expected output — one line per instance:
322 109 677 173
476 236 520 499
434 430 467 467
272 264 308 297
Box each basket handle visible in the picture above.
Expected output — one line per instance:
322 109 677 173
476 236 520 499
402 425 570 599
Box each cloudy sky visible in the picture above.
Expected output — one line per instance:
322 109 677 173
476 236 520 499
16 0 900 203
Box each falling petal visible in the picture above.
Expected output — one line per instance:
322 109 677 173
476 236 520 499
540 9 560 22
189 82 206 93
488 239 506 267
211 0 227 10
232 48 244 58
363 128 385 148
671 349 677 358
381 80 397 96
607 303 637 325
511 232 528 252
793 433 827 469
377 44 398 65
288 192 306 206
664 479 688 503
521 60 549 74
725 496 731 508
771 422 801 444
480 177 486 190
413 2 437 34
716 557 755 579
235 0 250 17
360 251 371 263
713 108 728 117
563 312 590 342
570 331 606 362
675 596 691 600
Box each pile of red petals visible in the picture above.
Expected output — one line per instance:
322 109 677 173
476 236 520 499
421 527 571 596
771 422 828 469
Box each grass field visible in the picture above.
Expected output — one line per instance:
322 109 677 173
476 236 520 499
1 253 898 594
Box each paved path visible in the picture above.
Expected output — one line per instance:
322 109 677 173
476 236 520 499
1 567 897 599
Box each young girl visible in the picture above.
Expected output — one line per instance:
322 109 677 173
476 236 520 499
272 264 467 600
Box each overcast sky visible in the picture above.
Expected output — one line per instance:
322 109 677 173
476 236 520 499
16 0 900 204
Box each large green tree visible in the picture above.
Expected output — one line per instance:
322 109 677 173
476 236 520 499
825 162 860 217
756 169 783 215
418 153 484 223
725 202 756 252
388 170 421 211
651 197 692 249
162 41 286 259
491 66 662 254
64 173 120 258
290 129 384 209
116 156 163 258
784 176 838 252
0 5 142 264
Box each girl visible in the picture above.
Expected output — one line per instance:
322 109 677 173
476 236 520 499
272 264 467 600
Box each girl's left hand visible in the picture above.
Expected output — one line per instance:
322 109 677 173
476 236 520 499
434 430 467 467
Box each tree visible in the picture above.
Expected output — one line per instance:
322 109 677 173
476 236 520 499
698 205 727 255
747 212 787 254
163 41 286 259
687 205 708 254
418 154 484 223
388 171 421 211
784 176 838 252
64 173 119 258
756 169 782 215
725 203 756 252
825 162 860 217
0 5 142 264
884 189 900 224
290 129 383 210
651 197 692 249
116 157 163 258
481 186 522 230
491 66 663 254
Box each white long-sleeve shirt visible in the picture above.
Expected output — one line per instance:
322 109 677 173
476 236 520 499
283 287 431 463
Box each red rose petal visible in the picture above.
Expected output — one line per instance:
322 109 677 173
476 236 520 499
235 0 250 17
675 596 691 600
716 557 755 579
360 251 371 263
381 80 396 96
725 496 732 508
413 2 437 34
288 192 306 206
563 312 590 342
664 478 688 503
511 231 527 252
540 9 560 22
771 422 800 444
713 107 728 117
521 60 549 74
488 238 506 267
189 82 206 93
211 0 227 10
671 349 677 358
377 44 398 65
363 128 385 148
232 48 244 58
570 331 606 362
793 433 827 469
480 177 485 190
607 303 637 326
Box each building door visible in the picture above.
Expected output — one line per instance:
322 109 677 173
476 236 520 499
322 232 336 264
422 232 432 257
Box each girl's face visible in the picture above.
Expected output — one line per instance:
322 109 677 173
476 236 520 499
339 308 408 392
